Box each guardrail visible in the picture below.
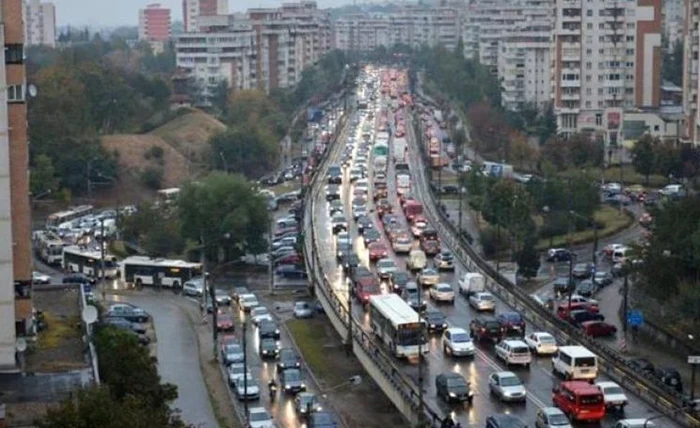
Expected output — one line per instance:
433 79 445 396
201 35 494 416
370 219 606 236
78 284 100 385
407 111 700 428
301 109 443 427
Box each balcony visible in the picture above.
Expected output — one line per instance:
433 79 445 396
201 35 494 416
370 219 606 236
561 92 581 101
561 80 581 88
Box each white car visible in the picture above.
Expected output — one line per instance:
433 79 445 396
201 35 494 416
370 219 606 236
442 328 474 357
469 292 496 311
524 332 558 355
596 381 628 411
32 271 51 284
239 294 259 312
376 258 398 279
250 306 273 325
236 378 260 400
247 407 275 428
494 339 532 367
392 235 413 253
227 363 252 386
429 283 455 303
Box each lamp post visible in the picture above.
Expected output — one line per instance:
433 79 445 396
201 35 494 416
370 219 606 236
417 289 426 426
689 334 697 401
242 316 249 420
542 205 553 248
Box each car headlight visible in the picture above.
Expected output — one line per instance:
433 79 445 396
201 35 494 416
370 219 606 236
430 324 435 328
301 383 306 388
448 392 456 397
285 385 291 389
275 329 280 334
442 323 447 328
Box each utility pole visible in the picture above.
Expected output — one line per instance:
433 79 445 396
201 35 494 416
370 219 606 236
99 219 105 286
86 161 92 205
458 183 463 234
417 292 425 426
209 272 218 359
242 318 249 420
200 231 208 312
567 178 574 309
622 273 629 334
346 288 352 356
268 220 274 295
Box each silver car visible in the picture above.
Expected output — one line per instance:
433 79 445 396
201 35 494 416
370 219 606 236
293 301 314 319
536 407 572 428
488 371 527 402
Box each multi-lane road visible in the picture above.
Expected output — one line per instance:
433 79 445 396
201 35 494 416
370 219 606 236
309 86 677 426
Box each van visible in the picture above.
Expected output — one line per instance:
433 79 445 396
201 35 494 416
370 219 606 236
611 246 630 263
495 339 532 367
552 346 598 380
613 419 656 428
552 381 606 422
406 249 427 272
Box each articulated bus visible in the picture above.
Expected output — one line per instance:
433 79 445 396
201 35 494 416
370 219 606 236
369 294 428 359
33 230 65 265
45 205 94 231
121 256 202 289
63 245 119 278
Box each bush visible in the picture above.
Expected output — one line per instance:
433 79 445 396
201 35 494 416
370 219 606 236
144 145 165 160
140 166 163 190
480 226 511 259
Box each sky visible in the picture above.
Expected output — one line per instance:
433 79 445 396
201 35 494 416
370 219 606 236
52 0 349 27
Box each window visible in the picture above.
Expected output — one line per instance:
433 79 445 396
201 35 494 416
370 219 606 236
7 84 24 102
596 114 603 126
5 44 24 64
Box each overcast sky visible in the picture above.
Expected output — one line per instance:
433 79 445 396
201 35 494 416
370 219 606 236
52 0 348 27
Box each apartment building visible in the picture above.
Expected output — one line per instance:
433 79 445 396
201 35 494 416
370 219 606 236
664 0 685 50
175 1 331 102
1 0 33 369
333 7 461 52
683 0 700 144
183 0 229 32
139 4 172 42
23 0 55 47
551 0 662 145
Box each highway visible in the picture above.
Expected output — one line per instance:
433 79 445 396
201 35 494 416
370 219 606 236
308 76 677 426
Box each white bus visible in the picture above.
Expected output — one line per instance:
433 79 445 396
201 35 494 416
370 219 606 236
121 256 202 289
46 205 94 231
369 294 428 359
156 188 181 206
33 230 65 265
63 245 119 278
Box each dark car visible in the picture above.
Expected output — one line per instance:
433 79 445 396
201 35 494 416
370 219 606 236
336 242 353 261
104 303 149 323
101 318 150 345
435 372 473 404
572 263 595 279
356 215 374 234
424 310 447 332
259 338 280 359
628 357 655 375
402 283 427 312
308 411 338 428
341 253 360 272
258 320 281 340
553 276 576 296
62 272 96 285
575 280 597 297
496 312 526 337
547 248 574 262
391 271 410 293
580 320 617 337
469 316 504 342
362 229 381 247
275 265 308 280
655 367 683 392
568 309 605 326
281 368 306 394
485 414 527 428
277 348 302 372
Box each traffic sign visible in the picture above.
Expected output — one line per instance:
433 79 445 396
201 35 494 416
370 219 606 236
689 356 700 365
627 310 644 327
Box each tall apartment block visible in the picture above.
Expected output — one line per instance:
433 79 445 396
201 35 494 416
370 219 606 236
664 0 685 50
139 4 172 42
175 1 331 102
683 0 700 144
23 0 55 47
551 0 662 145
333 7 461 52
183 0 229 32
1 0 33 369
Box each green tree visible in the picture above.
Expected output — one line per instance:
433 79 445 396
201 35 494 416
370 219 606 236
210 125 279 178
517 235 541 280
631 134 657 184
177 172 269 262
120 203 184 257
30 154 58 195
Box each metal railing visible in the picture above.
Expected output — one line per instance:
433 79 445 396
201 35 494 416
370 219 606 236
301 108 443 427
406 109 700 428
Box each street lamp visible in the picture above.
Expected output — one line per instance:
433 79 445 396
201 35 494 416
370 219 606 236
542 205 553 248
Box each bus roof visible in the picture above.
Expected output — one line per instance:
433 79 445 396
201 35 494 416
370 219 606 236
369 294 420 328
35 230 64 244
558 345 596 358
122 256 201 269
47 205 93 219
63 245 112 260
157 188 181 195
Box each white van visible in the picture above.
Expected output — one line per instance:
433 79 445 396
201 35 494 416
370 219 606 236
407 249 427 272
612 246 631 263
552 346 598 380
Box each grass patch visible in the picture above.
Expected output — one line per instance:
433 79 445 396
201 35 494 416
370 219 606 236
286 319 344 387
108 240 129 258
269 181 301 196
37 313 81 349
557 165 667 188
536 205 634 250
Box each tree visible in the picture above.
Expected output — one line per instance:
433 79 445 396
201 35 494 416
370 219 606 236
631 134 657 184
30 154 58 195
120 204 184 258
177 172 269 263
567 133 604 168
509 130 538 170
517 235 541 280
209 126 279 178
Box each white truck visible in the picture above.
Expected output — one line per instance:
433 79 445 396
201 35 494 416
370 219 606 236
458 272 485 297
374 155 388 172
375 131 390 145
393 137 407 162
396 172 411 195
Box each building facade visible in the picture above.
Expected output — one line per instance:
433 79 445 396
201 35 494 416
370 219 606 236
183 0 229 32
664 0 685 50
683 0 700 144
1 0 32 369
23 0 55 47
139 4 172 42
176 1 331 103
551 0 662 145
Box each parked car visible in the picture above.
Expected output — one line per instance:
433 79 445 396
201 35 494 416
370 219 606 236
575 280 597 297
105 303 149 323
572 263 595 279
488 371 527 402
553 277 576 296
592 271 614 287
568 310 605 326
275 265 308 280
627 357 655 375
293 301 314 319
547 248 574 262
580 320 617 337
62 272 96 285
654 367 683 392
435 372 474 403
32 271 51 285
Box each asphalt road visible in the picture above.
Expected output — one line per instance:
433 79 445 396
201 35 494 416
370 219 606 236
310 91 676 427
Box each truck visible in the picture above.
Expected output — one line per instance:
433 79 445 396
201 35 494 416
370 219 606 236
393 138 407 162
396 172 411 196
374 155 388 172
458 272 485 297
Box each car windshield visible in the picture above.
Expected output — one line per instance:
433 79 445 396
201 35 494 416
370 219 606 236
284 370 302 381
446 377 468 389
500 375 522 387
252 307 268 316
425 312 443 322
261 339 276 348
501 313 522 322
249 411 271 422
480 294 494 301
423 269 437 275
393 273 408 282
437 284 452 292
538 335 555 344
603 385 624 395
295 302 310 310
574 357 596 367
242 296 257 304
299 394 317 406
378 260 395 268
452 333 470 343
549 413 569 425
226 344 242 354
512 346 529 355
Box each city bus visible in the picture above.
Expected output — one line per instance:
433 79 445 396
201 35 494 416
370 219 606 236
63 245 119 278
369 294 428 359
120 256 202 289
33 230 65 265
45 205 94 231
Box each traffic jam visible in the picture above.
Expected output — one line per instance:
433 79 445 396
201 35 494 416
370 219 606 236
314 66 672 428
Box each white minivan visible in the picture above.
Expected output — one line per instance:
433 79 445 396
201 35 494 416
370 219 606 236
551 346 598 380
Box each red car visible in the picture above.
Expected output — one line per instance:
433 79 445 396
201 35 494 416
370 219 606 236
216 313 234 332
421 240 440 256
376 199 393 217
276 253 301 266
556 301 599 320
368 242 389 262
580 321 617 337
352 268 380 305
